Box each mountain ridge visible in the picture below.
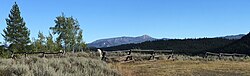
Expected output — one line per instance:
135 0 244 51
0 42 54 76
217 34 245 40
88 34 245 48
87 35 156 48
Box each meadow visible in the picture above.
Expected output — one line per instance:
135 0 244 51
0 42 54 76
1 52 250 76
111 60 250 76
107 52 250 76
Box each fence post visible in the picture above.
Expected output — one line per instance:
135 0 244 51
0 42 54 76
42 52 45 58
204 52 208 58
172 51 174 57
149 51 155 60
219 53 222 60
125 50 132 61
25 53 27 58
101 51 106 61
59 50 64 56
11 51 15 59
244 55 248 59
232 53 235 59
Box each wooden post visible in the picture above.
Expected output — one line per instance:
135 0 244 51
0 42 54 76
60 50 65 56
232 53 235 59
167 55 171 59
166 51 175 60
11 54 14 59
42 52 45 58
101 51 106 61
244 55 248 59
204 52 208 58
219 53 222 60
11 51 14 59
125 50 132 61
171 51 174 61
149 51 155 60
25 53 27 58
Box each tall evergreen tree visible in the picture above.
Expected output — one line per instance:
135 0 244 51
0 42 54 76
2 2 30 52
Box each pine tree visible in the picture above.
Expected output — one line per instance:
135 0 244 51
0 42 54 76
33 31 45 52
55 38 63 52
76 30 86 52
2 2 30 52
46 33 57 52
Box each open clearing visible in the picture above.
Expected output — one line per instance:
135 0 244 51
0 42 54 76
111 60 250 76
2 52 250 76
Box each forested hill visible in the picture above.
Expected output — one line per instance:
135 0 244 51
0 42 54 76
210 32 250 54
102 38 235 55
87 35 156 48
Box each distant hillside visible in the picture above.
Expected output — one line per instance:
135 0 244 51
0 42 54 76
87 35 156 48
102 38 235 55
218 34 245 40
89 34 244 51
210 32 250 54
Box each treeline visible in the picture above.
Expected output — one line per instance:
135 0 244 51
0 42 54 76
102 38 236 55
0 2 86 57
210 32 250 54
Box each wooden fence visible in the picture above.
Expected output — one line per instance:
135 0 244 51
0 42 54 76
125 49 174 61
204 52 247 59
98 49 174 61
11 51 65 59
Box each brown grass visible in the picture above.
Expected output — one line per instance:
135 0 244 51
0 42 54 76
4 51 250 76
111 60 250 76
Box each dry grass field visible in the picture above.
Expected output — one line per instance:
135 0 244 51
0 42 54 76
0 52 120 76
1 52 250 76
111 60 250 76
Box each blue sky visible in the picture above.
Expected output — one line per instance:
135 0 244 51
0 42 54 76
1 0 250 43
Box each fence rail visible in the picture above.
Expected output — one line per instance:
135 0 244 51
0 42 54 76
204 52 247 59
98 49 174 61
11 51 65 59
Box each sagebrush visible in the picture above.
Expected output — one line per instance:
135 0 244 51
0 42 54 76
0 55 120 76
